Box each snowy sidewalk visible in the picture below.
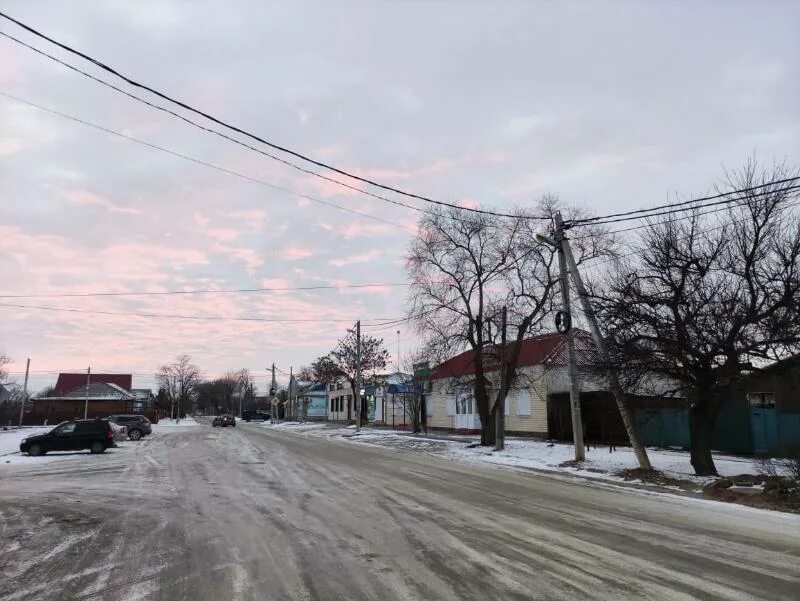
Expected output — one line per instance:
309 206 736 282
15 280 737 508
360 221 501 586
260 421 771 490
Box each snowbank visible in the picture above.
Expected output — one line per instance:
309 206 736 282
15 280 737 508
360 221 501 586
153 417 200 428
302 427 773 488
0 427 51 457
258 421 332 434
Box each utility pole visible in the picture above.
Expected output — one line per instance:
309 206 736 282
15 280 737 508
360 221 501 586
355 320 362 432
495 306 507 451
270 363 277 423
18 358 30 428
559 221 652 470
555 213 586 461
396 330 400 373
83 366 91 419
289 366 294 421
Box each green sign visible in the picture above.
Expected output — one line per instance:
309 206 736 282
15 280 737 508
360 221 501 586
413 362 431 378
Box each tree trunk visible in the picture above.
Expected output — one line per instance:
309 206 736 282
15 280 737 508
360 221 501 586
690 399 718 476
480 411 496 446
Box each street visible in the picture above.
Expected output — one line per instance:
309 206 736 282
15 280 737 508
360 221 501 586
1 422 798 601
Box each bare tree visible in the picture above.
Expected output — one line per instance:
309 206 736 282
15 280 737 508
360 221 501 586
329 330 390 425
156 354 201 419
407 199 611 446
0 354 9 383
591 159 800 475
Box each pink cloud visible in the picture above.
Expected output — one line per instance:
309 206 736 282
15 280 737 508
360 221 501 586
282 246 314 261
63 190 140 215
328 249 382 267
0 138 24 157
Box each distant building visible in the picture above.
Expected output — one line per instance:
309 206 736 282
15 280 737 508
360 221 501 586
27 373 160 425
296 382 328 420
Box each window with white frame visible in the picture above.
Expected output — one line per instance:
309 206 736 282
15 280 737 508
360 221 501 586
517 388 531 416
456 390 473 415
747 392 775 408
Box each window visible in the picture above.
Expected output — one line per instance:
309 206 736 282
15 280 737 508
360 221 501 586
455 391 473 415
329 383 335 391
517 389 531 416
56 422 77 434
331 398 336 412
747 392 775 408
337 382 344 390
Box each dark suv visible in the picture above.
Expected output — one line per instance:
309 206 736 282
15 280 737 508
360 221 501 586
107 414 152 440
20 419 116 456
241 410 269 422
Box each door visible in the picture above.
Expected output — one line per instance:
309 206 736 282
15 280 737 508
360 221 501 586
51 422 79 451
454 391 477 430
751 407 779 454
749 392 779 454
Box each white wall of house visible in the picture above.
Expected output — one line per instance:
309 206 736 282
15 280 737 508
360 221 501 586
326 381 354 421
427 365 549 435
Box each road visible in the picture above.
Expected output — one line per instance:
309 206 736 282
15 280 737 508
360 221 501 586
0 422 798 601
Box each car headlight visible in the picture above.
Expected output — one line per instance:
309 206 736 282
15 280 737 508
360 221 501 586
21 438 28 444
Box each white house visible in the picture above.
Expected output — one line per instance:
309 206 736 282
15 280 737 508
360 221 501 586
426 331 610 437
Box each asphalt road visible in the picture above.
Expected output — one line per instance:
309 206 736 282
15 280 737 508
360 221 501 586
1 422 798 601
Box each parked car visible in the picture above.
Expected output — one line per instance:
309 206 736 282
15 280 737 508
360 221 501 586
107 414 152 440
109 421 127 442
212 414 236 427
241 410 270 422
20 419 116 456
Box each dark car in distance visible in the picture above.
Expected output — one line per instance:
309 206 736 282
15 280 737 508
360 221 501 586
212 414 236 427
107 414 152 440
241 410 270 422
20 419 116 456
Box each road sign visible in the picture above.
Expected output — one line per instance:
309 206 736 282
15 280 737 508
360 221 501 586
413 362 431 378
555 310 571 333
271 397 279 406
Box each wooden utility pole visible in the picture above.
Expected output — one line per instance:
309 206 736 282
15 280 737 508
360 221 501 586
495 306 507 451
83 366 91 419
555 213 586 461
559 219 652 470
18 358 30 428
355 320 362 432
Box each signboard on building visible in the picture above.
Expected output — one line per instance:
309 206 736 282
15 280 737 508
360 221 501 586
412 362 431 379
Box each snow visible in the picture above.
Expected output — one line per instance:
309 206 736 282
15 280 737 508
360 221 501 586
0 426 51 457
272 424 779 489
0 418 197 468
257 421 333 433
153 417 200 428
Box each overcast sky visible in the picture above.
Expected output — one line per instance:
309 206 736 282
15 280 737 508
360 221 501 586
2 1 799 393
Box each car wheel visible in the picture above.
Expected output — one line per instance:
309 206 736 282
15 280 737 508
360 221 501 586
90 442 106 454
129 429 143 441
28 444 43 457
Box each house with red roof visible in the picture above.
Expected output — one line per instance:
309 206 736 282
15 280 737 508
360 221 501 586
425 330 680 442
26 373 160 425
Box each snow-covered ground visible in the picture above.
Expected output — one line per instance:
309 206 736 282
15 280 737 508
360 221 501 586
0 427 51 457
259 421 775 489
0 418 198 467
153 417 200 428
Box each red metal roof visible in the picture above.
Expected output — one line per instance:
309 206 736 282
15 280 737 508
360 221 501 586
431 330 593 380
55 373 132 395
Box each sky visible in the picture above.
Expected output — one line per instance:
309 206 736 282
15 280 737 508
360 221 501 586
1 1 799 394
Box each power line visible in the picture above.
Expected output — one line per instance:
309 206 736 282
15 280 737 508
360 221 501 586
0 35 431 217
0 14 551 222
0 91 403 228
0 302 402 324
0 277 411 300
568 179 800 227
577 198 800 271
569 190 794 240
